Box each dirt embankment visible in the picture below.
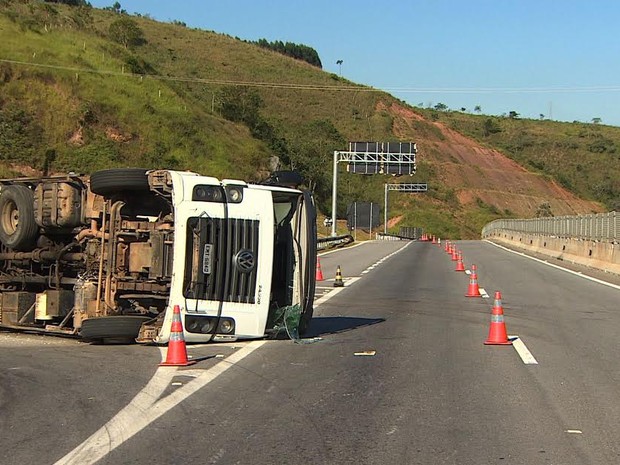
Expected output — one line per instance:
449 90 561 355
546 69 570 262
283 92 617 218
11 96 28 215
383 102 603 217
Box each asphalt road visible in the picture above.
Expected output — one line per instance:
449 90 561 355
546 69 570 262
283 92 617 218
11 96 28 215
1 239 618 465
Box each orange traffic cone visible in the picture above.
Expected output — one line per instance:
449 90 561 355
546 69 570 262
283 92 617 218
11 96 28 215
444 241 451 253
451 245 459 261
484 292 512 345
431 236 437 244
465 265 481 297
333 265 344 287
316 257 324 281
455 251 465 271
160 305 196 366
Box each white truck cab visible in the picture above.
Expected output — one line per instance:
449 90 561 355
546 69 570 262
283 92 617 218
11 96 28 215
0 168 316 343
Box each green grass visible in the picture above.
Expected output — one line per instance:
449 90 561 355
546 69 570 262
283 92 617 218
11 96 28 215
1 1 618 240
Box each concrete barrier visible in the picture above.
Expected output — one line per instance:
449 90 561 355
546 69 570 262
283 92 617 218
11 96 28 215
485 231 620 276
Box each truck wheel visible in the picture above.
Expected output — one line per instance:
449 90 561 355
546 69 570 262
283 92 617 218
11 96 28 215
298 190 317 336
0 184 39 251
90 168 150 196
80 315 151 342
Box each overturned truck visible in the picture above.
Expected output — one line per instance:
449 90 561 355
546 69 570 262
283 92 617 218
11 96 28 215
0 169 316 343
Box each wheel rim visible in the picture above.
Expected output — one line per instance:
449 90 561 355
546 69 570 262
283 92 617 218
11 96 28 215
1 199 19 236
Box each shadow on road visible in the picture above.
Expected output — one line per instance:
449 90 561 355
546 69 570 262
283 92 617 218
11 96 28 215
304 316 385 338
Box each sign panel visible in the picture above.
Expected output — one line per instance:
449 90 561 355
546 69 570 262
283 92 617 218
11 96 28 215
345 141 417 176
348 142 416 155
347 202 381 230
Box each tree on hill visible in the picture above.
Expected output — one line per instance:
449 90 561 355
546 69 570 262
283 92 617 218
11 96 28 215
482 118 501 136
44 0 90 5
535 201 553 217
253 39 322 68
220 87 263 127
108 17 146 48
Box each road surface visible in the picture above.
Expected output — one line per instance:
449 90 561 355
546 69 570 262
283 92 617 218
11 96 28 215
1 239 618 464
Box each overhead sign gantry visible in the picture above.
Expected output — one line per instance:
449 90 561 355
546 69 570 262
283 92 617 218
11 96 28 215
383 183 428 234
330 141 417 236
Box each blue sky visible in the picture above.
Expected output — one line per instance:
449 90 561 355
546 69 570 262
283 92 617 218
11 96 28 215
90 0 620 126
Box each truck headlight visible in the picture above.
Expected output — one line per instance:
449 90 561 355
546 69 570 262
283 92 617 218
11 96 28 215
185 315 235 335
218 319 235 334
225 186 244 203
192 185 225 203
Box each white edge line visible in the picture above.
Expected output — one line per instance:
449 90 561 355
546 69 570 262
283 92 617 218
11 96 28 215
55 341 267 465
313 277 362 307
485 240 620 291
510 335 539 365
58 243 401 463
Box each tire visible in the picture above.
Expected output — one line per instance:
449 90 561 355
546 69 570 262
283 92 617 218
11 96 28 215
90 168 150 197
298 190 317 336
80 315 151 341
0 184 39 251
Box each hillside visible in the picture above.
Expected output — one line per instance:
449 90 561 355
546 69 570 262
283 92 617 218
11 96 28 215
0 1 615 239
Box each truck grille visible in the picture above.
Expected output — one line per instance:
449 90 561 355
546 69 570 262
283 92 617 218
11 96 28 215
184 217 259 304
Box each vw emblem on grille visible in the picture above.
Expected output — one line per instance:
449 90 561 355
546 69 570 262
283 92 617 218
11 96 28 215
234 249 256 273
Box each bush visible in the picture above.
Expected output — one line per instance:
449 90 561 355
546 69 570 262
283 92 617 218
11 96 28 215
109 18 146 48
482 118 501 136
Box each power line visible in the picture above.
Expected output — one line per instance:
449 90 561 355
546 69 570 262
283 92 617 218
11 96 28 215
2 58 620 94
0 58 375 91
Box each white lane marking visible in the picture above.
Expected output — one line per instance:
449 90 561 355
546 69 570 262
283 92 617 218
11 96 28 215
509 336 539 365
565 429 583 434
55 341 266 465
360 241 412 275
486 241 620 291
479 288 490 298
59 244 396 463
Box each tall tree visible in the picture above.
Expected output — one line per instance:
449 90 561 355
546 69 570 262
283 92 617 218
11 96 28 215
108 17 145 48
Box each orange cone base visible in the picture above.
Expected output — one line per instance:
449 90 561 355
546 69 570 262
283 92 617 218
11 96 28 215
159 344 197 366
455 263 465 272
160 360 197 366
484 324 512 345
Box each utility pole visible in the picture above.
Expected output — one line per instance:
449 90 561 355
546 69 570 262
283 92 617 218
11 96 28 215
549 101 553 121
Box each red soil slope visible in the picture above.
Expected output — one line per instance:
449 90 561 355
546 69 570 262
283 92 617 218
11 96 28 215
383 102 602 217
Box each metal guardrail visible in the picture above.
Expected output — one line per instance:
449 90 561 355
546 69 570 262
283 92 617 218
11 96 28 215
482 211 619 242
317 234 354 250
376 233 413 241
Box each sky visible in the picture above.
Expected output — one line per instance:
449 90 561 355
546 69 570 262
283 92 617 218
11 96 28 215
90 0 620 126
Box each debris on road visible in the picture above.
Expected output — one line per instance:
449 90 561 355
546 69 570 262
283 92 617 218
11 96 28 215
354 350 376 356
